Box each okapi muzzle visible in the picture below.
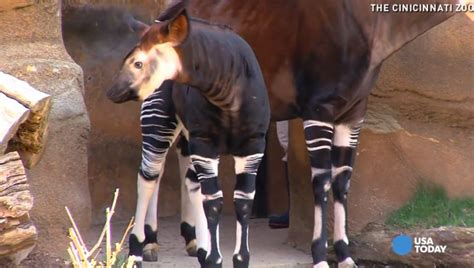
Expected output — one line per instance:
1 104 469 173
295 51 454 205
107 72 139 103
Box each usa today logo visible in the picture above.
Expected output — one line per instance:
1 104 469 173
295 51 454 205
392 234 447 255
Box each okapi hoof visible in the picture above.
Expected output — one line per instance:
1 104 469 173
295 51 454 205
131 259 143 268
205 261 222 268
180 222 197 256
314 261 330 268
185 239 197 256
205 254 223 268
338 258 357 268
129 233 144 258
197 248 207 266
232 253 249 268
143 243 160 262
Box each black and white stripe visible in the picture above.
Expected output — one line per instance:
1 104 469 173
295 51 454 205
333 120 363 148
330 120 363 267
130 82 182 262
302 119 335 268
232 153 264 267
234 153 264 176
139 88 182 181
303 120 334 152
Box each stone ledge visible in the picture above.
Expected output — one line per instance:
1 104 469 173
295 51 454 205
351 223 474 268
0 0 34 12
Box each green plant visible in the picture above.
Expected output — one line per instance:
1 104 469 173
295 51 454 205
386 183 474 228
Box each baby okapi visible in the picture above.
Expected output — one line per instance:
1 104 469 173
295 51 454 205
107 1 270 267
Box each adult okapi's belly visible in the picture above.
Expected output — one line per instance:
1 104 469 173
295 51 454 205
266 65 300 121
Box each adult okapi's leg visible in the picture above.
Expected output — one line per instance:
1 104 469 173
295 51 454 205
233 151 264 268
303 118 334 268
331 120 362 268
189 138 222 268
177 136 198 256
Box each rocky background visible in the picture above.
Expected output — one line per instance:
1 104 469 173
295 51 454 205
62 0 171 224
0 0 91 256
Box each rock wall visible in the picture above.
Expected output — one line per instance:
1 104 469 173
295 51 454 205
0 0 91 255
287 14 474 251
61 0 182 223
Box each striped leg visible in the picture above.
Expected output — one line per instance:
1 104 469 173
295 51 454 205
129 88 181 263
184 162 209 264
142 177 161 261
233 153 264 268
331 121 362 268
303 120 334 268
177 136 198 256
190 141 222 268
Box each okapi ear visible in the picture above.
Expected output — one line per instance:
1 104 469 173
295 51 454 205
163 12 189 45
154 0 190 45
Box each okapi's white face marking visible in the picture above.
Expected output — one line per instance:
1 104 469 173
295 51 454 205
107 43 182 103
107 7 189 104
128 43 182 101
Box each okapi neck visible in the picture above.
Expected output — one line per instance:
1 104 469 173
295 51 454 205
174 24 253 109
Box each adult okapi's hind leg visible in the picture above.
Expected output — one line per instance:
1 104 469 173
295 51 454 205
301 113 361 268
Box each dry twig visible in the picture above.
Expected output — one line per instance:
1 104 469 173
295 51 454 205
65 188 135 268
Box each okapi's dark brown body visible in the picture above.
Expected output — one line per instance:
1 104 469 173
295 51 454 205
188 0 458 123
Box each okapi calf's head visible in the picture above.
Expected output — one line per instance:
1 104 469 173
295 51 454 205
107 0 189 103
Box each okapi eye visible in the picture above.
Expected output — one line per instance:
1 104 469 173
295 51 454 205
134 61 143 69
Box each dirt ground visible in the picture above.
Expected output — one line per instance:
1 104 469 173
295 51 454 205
21 216 311 267
19 216 417 268
19 251 69 268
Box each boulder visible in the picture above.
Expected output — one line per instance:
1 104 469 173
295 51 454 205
351 224 474 267
0 0 91 256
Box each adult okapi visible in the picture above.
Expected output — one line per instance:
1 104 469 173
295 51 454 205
107 1 270 267
104 0 473 268
177 1 472 267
